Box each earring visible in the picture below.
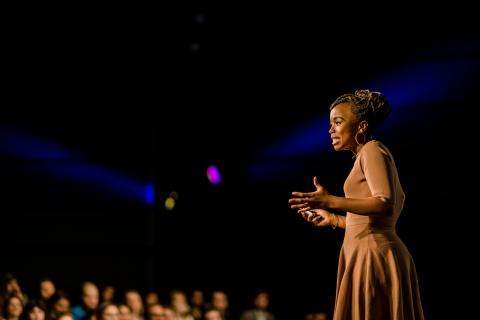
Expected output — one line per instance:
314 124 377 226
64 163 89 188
355 131 366 145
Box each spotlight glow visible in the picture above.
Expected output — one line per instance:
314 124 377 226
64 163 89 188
165 197 175 210
207 165 222 185
145 183 155 206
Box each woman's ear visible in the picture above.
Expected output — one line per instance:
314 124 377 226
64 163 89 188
358 120 368 133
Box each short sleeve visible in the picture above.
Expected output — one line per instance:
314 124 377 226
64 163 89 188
359 141 395 202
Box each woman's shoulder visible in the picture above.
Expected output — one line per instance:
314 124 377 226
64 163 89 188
361 140 393 160
364 139 388 151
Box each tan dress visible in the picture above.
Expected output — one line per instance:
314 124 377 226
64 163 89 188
333 140 424 320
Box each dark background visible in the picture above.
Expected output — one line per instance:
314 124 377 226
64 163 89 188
2 3 479 319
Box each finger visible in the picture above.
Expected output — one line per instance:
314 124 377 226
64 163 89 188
313 176 322 189
291 204 307 209
295 191 314 197
302 210 314 220
301 211 312 221
291 192 305 197
298 207 310 215
288 198 305 204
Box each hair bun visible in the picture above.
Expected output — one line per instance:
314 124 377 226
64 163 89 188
354 89 373 100
330 89 391 131
355 89 391 129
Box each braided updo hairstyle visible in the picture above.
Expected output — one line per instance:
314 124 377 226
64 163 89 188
329 89 391 134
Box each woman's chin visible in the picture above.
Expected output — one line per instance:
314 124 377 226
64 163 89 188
332 144 342 151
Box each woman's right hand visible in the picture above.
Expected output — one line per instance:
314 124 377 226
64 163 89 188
298 208 333 227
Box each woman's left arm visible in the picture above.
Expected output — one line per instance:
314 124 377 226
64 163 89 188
327 195 391 216
329 142 395 216
290 143 395 216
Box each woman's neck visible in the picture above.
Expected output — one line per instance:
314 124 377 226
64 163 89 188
352 137 373 157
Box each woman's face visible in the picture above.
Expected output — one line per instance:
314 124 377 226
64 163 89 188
7 296 23 317
54 298 70 313
28 306 45 320
329 103 358 151
101 305 120 320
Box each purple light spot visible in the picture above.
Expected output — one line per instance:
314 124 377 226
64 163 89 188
207 165 222 185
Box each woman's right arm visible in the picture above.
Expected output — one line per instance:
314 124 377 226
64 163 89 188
300 209 346 229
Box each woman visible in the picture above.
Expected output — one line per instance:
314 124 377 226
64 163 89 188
289 89 424 319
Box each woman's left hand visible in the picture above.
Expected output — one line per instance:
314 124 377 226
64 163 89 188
289 176 330 210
